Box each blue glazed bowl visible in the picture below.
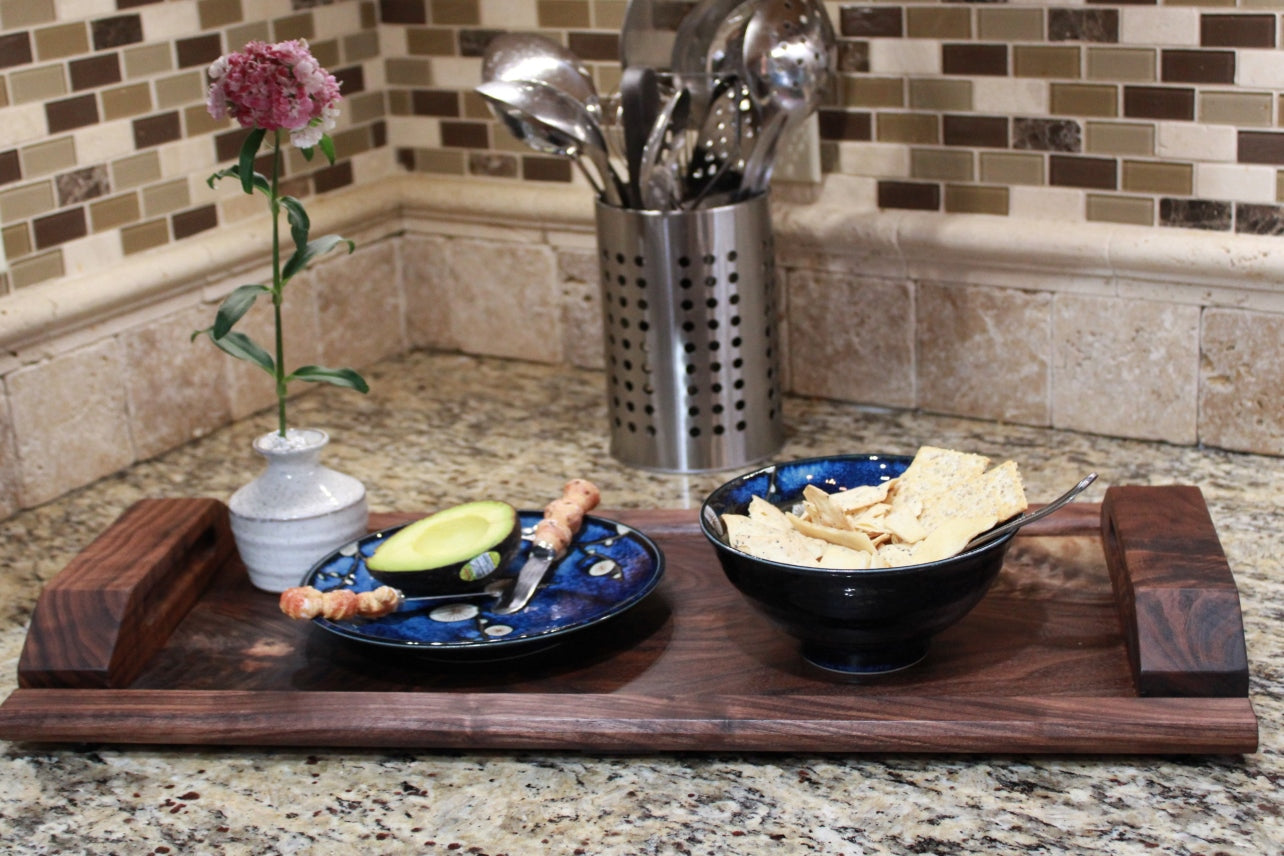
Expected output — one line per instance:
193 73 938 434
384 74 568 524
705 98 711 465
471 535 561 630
700 454 1016 677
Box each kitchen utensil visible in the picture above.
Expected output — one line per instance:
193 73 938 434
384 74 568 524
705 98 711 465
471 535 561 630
670 0 756 120
964 473 1100 551
737 0 835 196
495 480 600 614
476 78 626 205
619 65 659 207
685 78 753 207
639 85 691 209
481 32 604 123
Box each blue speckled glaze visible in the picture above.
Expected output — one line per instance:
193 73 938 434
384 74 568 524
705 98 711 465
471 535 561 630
301 512 664 656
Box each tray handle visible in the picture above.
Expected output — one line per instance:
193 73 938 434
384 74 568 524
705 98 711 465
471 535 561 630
18 498 236 690
1101 485 1249 698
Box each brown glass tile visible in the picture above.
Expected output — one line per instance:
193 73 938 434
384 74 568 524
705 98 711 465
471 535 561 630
411 89 460 117
843 77 903 108
33 23 88 60
538 0 591 28
908 79 971 111
876 112 938 144
407 27 456 55
1123 86 1194 120
567 32 617 61
431 0 480 25
838 40 869 73
942 44 1007 77
215 129 249 162
1050 83 1117 117
1122 160 1192 195
907 7 971 39
1239 131 1284 165
121 218 169 255
469 151 519 177
380 0 428 24
1086 194 1153 226
1049 154 1116 189
176 34 221 69
56 165 109 205
273 13 315 42
840 6 902 37
979 152 1043 185
818 109 871 141
460 29 504 57
69 54 121 91
133 112 181 149
89 192 141 231
440 120 489 148
101 82 152 120
1160 198 1231 231
1235 202 1284 235
1014 117 1082 152
523 155 572 183
0 33 33 69
198 0 243 29
0 150 19 185
1086 47 1155 82
334 64 366 95
1201 14 1276 48
172 204 218 240
1048 9 1119 43
1161 49 1235 84
911 148 973 182
33 206 86 249
45 94 99 133
978 9 1043 41
91 15 143 50
1200 91 1272 127
361 1 379 28
945 184 1008 215
877 180 940 211
1013 46 1080 79
943 114 1007 148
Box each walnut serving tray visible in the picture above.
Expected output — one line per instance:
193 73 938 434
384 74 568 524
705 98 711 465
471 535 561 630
0 487 1258 754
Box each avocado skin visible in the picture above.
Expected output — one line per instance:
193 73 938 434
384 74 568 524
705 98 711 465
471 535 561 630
366 501 521 596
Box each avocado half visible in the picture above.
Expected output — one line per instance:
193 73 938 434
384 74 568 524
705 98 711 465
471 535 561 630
366 500 521 596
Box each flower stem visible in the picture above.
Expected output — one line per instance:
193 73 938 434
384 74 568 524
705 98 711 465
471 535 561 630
270 130 287 437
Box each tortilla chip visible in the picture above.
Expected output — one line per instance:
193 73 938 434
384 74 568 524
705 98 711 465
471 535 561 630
787 513 878 554
911 515 997 564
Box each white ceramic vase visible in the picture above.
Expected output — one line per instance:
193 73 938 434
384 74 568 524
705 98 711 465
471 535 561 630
228 428 369 593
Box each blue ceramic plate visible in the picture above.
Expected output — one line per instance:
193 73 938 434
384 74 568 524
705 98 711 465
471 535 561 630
300 511 665 659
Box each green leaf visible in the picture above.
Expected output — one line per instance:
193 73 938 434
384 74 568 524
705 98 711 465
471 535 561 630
319 134 336 166
208 165 270 196
289 365 370 393
280 196 310 256
281 234 354 281
300 145 315 162
209 330 275 374
238 128 267 194
212 283 269 338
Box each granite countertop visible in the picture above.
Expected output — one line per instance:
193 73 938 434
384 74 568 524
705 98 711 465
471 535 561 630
0 350 1279 853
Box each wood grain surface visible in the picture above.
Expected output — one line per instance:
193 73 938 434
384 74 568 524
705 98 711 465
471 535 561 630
0 490 1259 753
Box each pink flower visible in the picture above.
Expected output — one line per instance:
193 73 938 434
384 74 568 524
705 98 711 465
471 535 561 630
206 40 342 149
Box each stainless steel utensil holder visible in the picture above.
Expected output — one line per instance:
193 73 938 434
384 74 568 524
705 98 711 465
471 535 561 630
594 193 784 472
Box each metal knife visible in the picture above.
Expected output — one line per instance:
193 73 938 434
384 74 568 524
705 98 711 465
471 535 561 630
493 479 599 614
493 541 561 614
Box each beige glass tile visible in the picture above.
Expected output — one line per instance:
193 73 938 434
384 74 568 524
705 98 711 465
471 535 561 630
877 112 939 144
121 219 169 255
0 81 8 108
1199 91 1272 128
344 30 380 63
348 91 385 124
1086 48 1156 83
461 90 492 119
434 0 481 25
20 136 75 177
1278 169 1284 202
183 103 223 136
2 223 31 259
909 78 972 111
1 0 55 27
906 7 971 39
406 28 456 55
124 44 174 79
1086 194 1154 226
142 179 190 217
843 77 904 108
1122 160 1192 195
594 0 626 28
0 180 55 221
1014 46 1080 80
1085 121 1154 155
101 82 153 121
980 151 1045 185
413 149 466 173
945 184 1009 215
1050 83 1118 117
11 64 66 104
310 40 340 72
538 0 591 27
911 147 974 181
9 248 63 288
386 58 433 86
33 23 88 60
227 23 271 49
155 71 204 109
978 8 1043 41
198 0 243 29
89 192 142 232
112 151 162 189
273 13 315 42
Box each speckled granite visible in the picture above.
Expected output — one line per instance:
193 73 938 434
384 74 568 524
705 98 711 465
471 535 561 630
0 351 1280 854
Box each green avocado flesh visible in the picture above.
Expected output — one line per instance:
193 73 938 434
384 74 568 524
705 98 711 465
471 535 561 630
367 500 519 577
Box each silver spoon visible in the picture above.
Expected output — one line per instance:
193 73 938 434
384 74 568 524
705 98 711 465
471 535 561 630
476 79 626 206
964 473 1099 551
482 32 603 124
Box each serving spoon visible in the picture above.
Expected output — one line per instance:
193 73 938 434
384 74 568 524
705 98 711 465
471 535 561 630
964 472 1099 551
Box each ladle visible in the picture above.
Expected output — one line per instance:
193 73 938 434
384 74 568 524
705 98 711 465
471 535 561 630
481 32 603 124
964 472 1099 551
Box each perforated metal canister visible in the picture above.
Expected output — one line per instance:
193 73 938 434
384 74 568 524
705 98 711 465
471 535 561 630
594 193 784 472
